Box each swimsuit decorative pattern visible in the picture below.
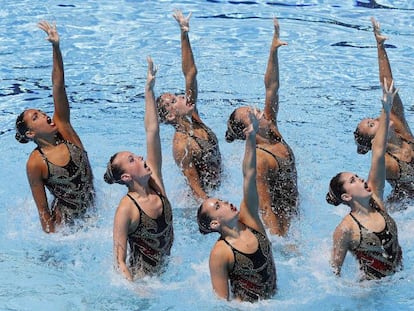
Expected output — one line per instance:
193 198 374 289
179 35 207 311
386 150 414 202
126 190 174 277
256 142 298 215
221 224 277 302
186 119 222 190
37 141 95 221
349 201 402 280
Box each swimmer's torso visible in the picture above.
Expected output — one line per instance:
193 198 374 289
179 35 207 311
126 191 174 277
37 141 95 221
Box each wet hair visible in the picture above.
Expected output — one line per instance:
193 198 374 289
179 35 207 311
103 153 125 185
354 127 373 155
156 95 169 123
15 111 30 144
225 110 246 142
197 203 214 235
326 172 346 206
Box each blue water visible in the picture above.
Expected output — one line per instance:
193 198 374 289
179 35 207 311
1 1 414 310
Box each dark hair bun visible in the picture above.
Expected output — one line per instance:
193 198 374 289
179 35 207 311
15 132 29 144
103 172 115 184
225 130 236 143
326 191 341 206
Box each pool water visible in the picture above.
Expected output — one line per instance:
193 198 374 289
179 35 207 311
1 1 413 310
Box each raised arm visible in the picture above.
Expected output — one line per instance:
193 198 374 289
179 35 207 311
145 57 164 192
371 17 410 133
367 78 397 204
37 21 82 146
173 10 199 120
263 17 287 125
239 109 265 232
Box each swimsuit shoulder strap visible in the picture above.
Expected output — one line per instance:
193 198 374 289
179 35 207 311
35 146 44 154
218 223 263 248
400 136 414 145
127 193 143 213
387 151 401 163
348 212 363 249
149 182 166 203
35 146 47 158
256 145 281 167
35 140 71 158
127 187 166 214
219 236 232 246
349 212 363 229
197 121 215 140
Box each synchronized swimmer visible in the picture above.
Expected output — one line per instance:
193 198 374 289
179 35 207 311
327 79 402 280
156 10 222 201
354 17 414 209
15 21 95 233
14 13 410 302
225 17 298 237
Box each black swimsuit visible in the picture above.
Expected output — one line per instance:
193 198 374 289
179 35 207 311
386 146 414 202
349 202 402 280
256 139 298 215
182 119 222 190
127 190 174 277
220 224 277 302
37 141 95 221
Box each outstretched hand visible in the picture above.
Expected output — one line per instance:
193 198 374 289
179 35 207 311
273 17 288 48
146 56 157 89
371 17 387 44
173 9 192 32
381 78 398 114
38 20 59 46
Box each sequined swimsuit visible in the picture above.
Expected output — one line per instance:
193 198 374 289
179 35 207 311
37 141 95 221
220 224 277 302
386 146 414 201
349 203 402 280
182 119 222 190
256 138 298 215
127 190 174 277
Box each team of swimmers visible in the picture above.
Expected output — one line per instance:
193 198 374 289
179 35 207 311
15 13 409 302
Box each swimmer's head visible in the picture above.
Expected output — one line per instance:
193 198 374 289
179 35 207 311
15 109 57 144
197 198 239 234
197 202 214 235
104 153 125 185
104 151 152 186
354 127 372 154
354 118 380 154
327 172 371 206
15 111 30 144
225 108 248 142
157 92 194 124
326 172 346 206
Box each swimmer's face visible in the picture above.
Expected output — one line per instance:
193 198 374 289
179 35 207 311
23 109 57 138
201 198 239 229
358 116 394 135
159 93 194 121
357 118 380 138
339 172 372 202
113 151 151 181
